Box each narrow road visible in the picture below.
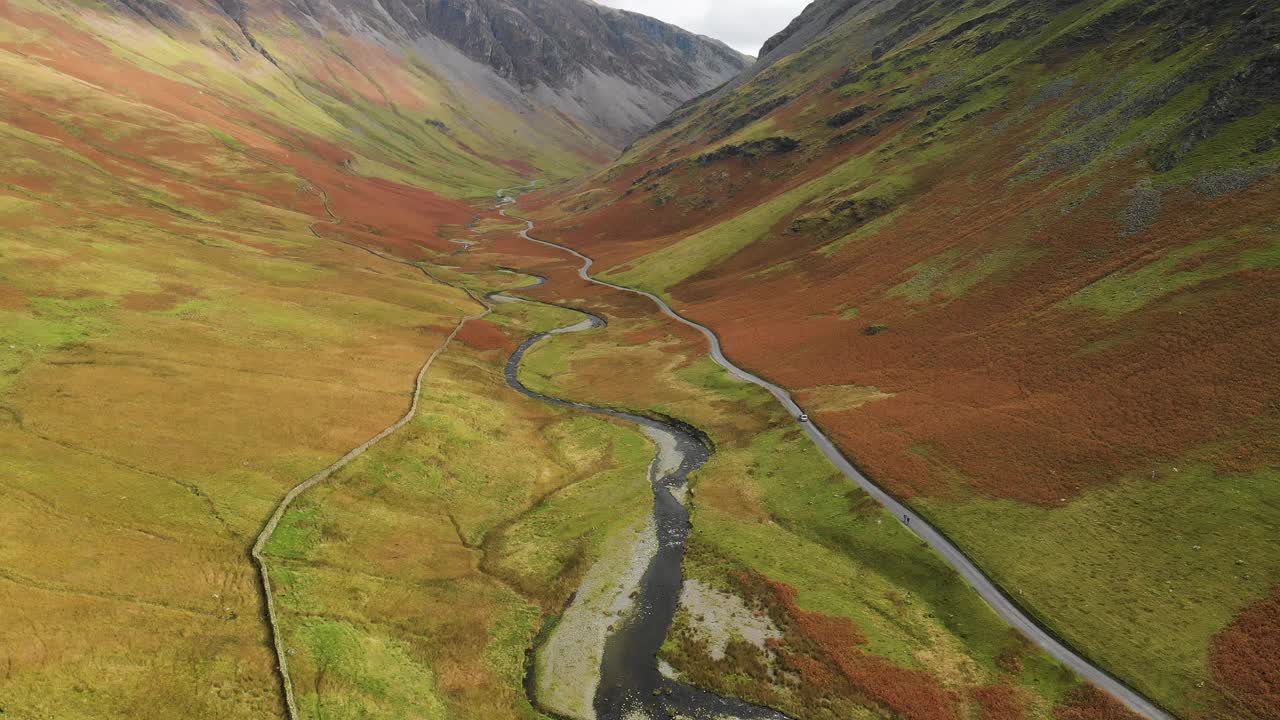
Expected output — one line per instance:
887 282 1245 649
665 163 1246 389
499 198 1174 720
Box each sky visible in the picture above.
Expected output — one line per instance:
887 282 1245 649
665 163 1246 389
596 0 813 56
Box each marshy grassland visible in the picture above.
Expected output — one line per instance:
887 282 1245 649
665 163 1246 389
916 465 1280 715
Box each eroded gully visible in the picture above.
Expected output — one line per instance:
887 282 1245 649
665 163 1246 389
498 195 1172 720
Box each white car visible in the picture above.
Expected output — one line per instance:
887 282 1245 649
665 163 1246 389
798 413 810 423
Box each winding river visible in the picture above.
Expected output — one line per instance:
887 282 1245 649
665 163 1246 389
500 298 787 720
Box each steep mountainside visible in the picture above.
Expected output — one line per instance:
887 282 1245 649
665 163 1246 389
528 0 1280 718
113 0 749 150
409 0 749 143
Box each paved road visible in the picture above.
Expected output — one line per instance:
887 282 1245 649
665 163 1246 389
500 201 1174 720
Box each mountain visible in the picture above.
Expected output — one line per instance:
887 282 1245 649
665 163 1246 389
112 0 750 151
405 0 750 145
526 0 1280 718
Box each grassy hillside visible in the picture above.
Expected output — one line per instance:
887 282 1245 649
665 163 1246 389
528 1 1280 718
0 0 595 715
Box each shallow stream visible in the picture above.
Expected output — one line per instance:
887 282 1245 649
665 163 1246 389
504 310 787 720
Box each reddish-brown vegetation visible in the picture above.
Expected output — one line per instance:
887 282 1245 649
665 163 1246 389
971 684 1029 720
1209 587 1280 720
1053 686 1144 720
456 319 513 352
532 89 1280 506
0 2 473 262
0 283 27 310
745 574 962 720
520 153 819 274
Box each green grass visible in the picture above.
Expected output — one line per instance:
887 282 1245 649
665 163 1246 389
292 619 449 720
264 505 323 559
517 331 575 388
232 254 336 285
7 1 1278 718
888 244 1030 303
817 206 906 258
489 416 654 594
207 127 246 152
686 427 1077 694
1164 107 1280 182
543 3 1280 718
602 152 894 295
672 356 775 411
81 3 595 198
1065 229 1280 314
0 20 498 716
0 3 612 717
255 286 662 717
916 463 1280 716
0 298 117 392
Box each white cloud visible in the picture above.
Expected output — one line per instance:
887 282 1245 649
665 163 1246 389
596 0 811 56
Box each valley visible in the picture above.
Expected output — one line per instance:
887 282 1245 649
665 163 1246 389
1 0 1277 719
508 202 1171 719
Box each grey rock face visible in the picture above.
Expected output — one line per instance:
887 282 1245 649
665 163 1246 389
272 0 751 144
